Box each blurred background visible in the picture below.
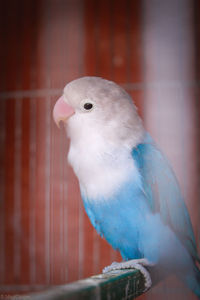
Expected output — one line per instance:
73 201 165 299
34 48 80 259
0 0 199 299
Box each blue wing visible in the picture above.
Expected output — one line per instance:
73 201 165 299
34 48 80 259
132 133 199 263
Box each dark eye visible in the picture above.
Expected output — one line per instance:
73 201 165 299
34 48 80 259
84 103 93 110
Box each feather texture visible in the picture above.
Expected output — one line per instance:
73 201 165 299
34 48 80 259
132 133 199 263
81 132 200 296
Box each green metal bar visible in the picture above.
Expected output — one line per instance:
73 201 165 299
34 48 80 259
29 269 146 300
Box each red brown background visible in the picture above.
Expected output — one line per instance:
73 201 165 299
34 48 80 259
0 0 199 299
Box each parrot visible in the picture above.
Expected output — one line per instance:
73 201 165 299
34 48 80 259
53 76 200 297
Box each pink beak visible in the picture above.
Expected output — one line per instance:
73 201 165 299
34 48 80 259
53 95 75 128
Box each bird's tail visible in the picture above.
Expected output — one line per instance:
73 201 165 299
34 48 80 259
181 265 200 298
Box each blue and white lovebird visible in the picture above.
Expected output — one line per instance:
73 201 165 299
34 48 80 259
53 77 200 296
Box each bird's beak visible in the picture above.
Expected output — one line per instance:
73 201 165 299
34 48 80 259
53 95 75 128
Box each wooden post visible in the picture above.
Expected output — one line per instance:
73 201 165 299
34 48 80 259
29 269 146 300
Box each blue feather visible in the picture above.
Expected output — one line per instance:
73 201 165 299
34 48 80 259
132 133 199 263
82 178 147 260
81 132 200 296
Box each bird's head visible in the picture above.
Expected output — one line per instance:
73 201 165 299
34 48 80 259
53 76 144 149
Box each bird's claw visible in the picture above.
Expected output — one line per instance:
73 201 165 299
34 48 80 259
103 258 154 291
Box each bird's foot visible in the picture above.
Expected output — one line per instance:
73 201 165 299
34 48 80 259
103 258 154 291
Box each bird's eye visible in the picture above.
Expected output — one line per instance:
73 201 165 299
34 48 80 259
83 103 93 110
80 99 95 112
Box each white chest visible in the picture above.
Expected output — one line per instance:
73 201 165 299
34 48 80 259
68 138 139 200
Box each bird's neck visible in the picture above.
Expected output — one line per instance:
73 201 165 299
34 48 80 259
67 132 141 201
